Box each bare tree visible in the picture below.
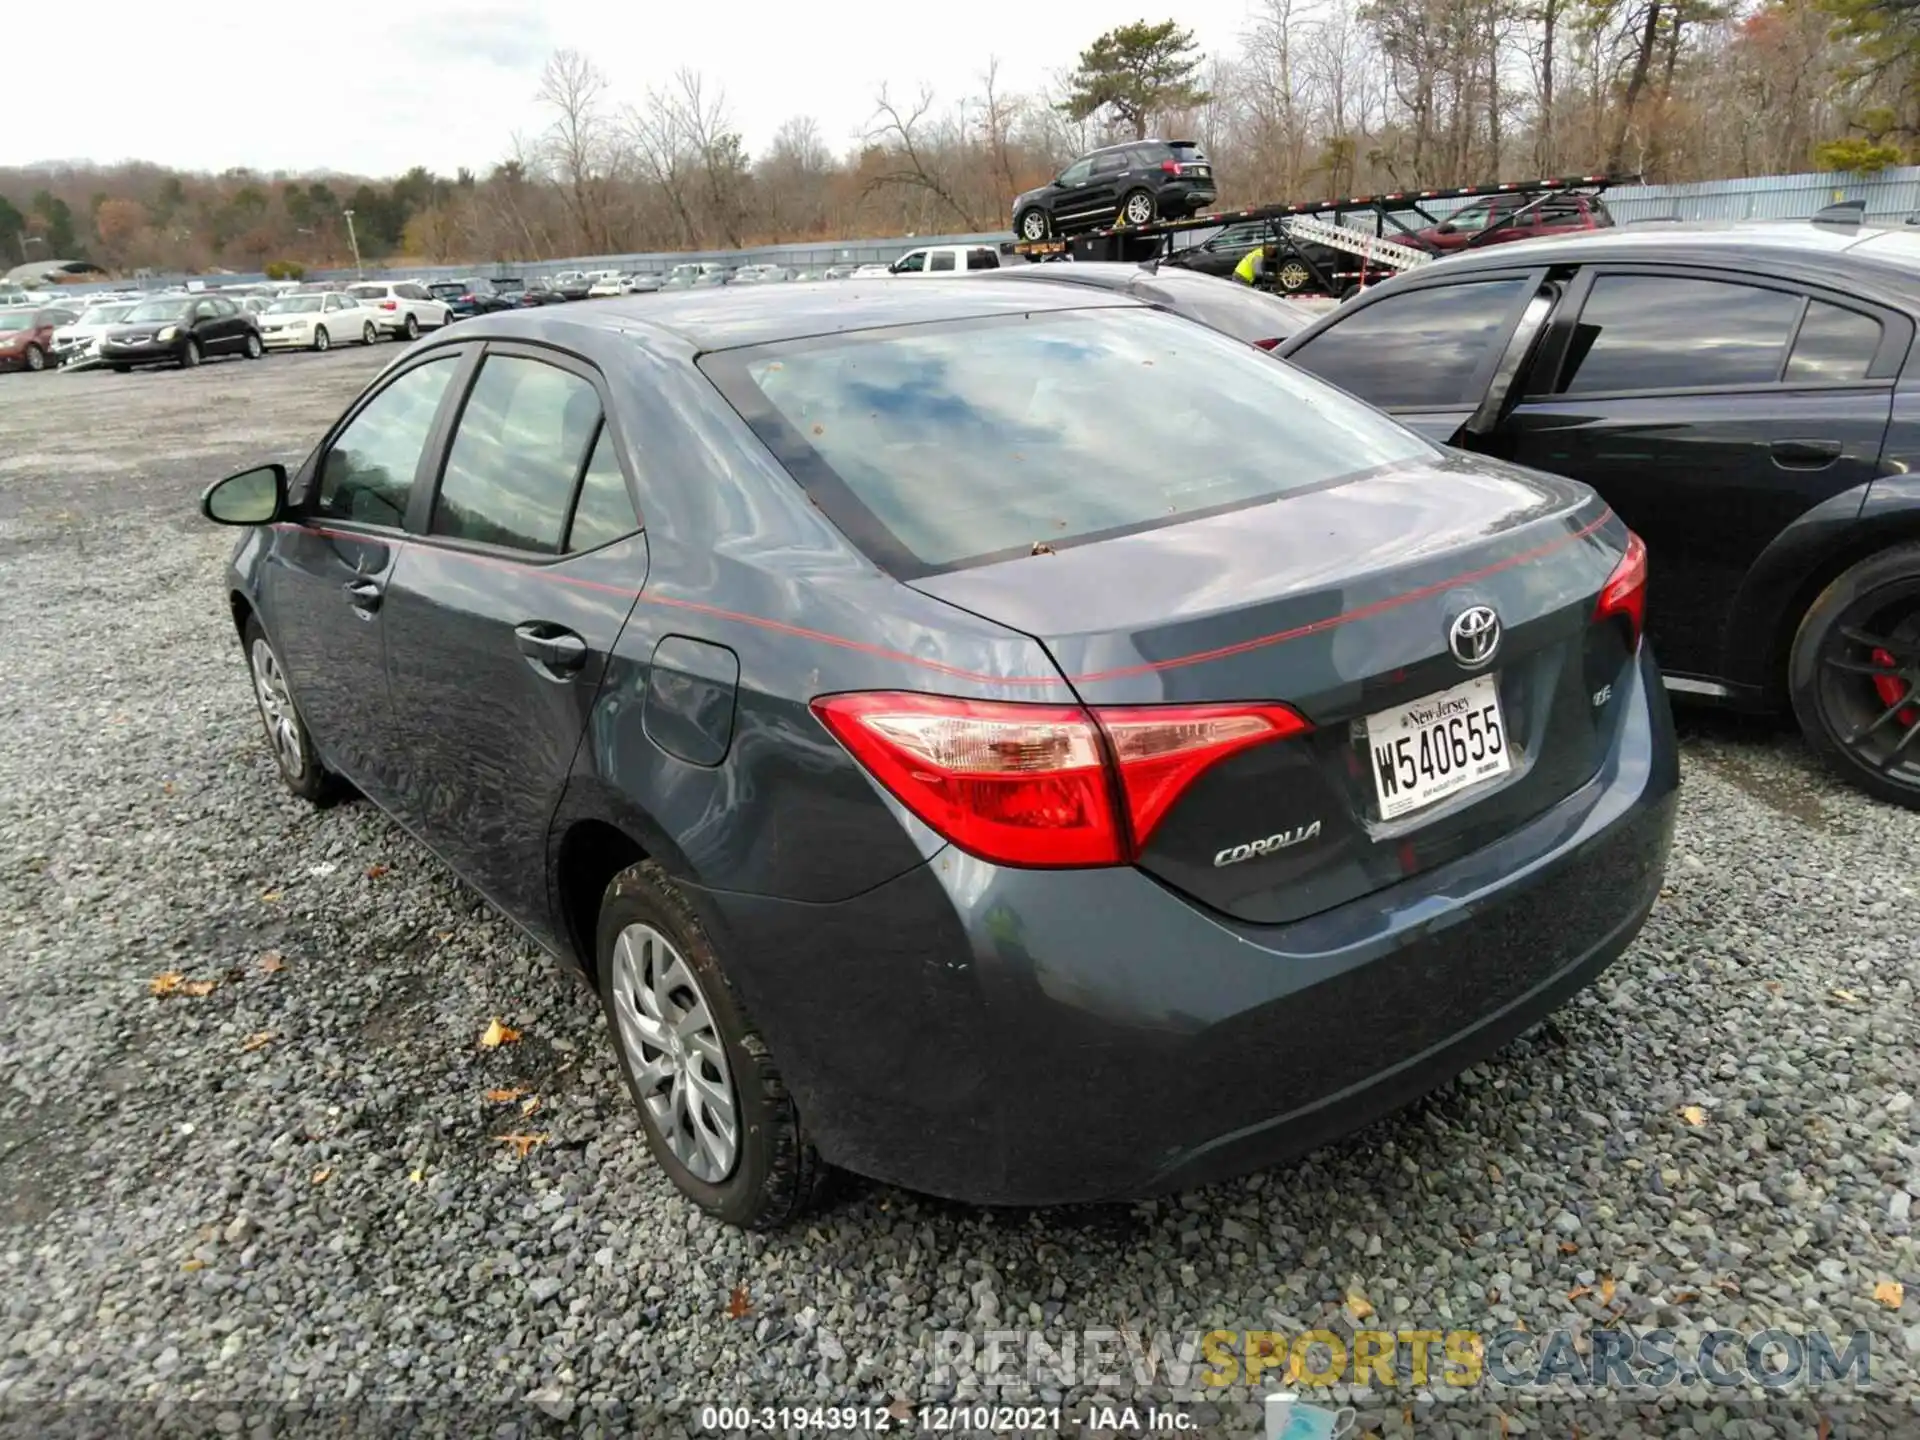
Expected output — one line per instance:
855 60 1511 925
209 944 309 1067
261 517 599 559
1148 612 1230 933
536 49 617 253
862 85 980 230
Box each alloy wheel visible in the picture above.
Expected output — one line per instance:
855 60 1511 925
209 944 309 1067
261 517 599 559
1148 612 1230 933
26 344 45 372
1815 585 1920 794
1020 210 1048 241
249 637 306 781
1123 192 1154 226
1278 262 1311 291
609 922 740 1183
314 326 330 352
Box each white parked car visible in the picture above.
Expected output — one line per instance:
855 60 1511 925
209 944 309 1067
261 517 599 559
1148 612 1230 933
259 292 385 351
850 264 894 279
51 301 139 368
342 280 451 340
881 244 1007 276
586 274 627 298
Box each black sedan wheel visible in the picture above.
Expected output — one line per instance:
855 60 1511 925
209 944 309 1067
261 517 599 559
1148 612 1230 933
180 339 202 369
596 861 830 1228
1790 543 1920 810
242 616 341 804
243 331 263 360
1277 261 1312 292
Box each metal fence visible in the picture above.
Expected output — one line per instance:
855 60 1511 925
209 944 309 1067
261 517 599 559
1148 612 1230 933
45 164 1920 296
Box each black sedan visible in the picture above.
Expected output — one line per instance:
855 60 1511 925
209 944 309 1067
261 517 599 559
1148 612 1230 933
1277 218 1920 809
427 278 513 319
971 260 1320 348
99 295 263 370
200 283 1674 1226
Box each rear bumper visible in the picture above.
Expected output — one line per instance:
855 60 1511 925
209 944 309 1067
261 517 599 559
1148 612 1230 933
691 646 1678 1206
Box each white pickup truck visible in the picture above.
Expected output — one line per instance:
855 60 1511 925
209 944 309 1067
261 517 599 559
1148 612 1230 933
881 244 1012 276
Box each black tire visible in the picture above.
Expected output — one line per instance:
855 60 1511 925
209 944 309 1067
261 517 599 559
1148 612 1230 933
1789 545 1920 809
402 313 420 341
1119 189 1156 227
596 861 830 1229
241 615 343 805
362 322 377 346
1017 208 1051 242
312 325 330 353
180 339 201 369
243 331 263 359
112 364 130 373
24 343 45 372
1276 260 1312 293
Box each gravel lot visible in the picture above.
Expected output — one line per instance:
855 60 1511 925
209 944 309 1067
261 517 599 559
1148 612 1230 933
2 349 1918 1439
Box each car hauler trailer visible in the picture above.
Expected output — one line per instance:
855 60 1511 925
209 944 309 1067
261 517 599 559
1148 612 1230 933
1013 173 1637 298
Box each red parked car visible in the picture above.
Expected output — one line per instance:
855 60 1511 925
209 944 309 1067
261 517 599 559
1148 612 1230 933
1409 192 1614 252
0 306 78 373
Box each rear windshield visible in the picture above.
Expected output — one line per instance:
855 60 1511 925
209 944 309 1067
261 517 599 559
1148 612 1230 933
1169 142 1207 162
703 307 1434 576
347 285 385 300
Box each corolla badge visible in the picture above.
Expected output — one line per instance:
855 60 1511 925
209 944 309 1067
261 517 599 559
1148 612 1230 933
1448 604 1501 668
1214 821 1322 867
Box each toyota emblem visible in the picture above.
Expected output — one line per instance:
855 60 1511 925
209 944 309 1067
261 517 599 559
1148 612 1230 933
1448 605 1502 668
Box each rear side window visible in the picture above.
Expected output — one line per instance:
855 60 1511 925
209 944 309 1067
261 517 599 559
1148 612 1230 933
1559 275 1804 393
966 248 1000 270
1785 302 1882 384
317 357 459 527
432 356 603 553
929 251 956 272
705 308 1434 576
566 427 640 551
1287 278 1531 407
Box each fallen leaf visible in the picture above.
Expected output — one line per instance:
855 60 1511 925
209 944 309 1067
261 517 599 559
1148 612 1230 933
163 781 176 796
1488 1163 1502 1183
479 1018 521 1049
408 1167 424 1185
484 1087 530 1103
240 1031 275 1053
260 891 283 903
365 864 390 879
180 979 218 997
1832 988 1860 1003
886 1399 913 1423
521 1096 541 1117
1345 1288 1374 1321
181 1258 206 1272
1567 1285 1593 1301
1601 1275 1617 1305
494 1132 547 1158
1671 1290 1700 1304
259 950 286 973
1874 1280 1904 1309
311 1166 332 1185
728 1284 753 1319
1764 981 1784 995
1559 1241 1579 1254
149 971 184 997
1681 1105 1708 1127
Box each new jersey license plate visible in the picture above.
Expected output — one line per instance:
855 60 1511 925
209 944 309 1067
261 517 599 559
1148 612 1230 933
1365 673 1511 820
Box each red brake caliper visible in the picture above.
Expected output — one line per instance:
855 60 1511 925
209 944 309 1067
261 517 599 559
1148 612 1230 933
1871 647 1918 727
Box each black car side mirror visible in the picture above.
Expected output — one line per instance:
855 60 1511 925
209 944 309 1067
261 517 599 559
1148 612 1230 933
201 463 287 526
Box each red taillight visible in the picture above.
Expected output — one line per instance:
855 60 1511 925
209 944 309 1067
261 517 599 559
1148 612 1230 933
379 299 397 310
1253 337 1282 350
1594 530 1648 646
810 692 1311 868
1161 159 1180 174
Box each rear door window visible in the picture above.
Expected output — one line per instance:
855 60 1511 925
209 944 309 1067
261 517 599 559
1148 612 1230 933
1785 302 1883 384
431 355 603 553
928 251 956 272
703 307 1434 576
966 248 1000 270
1285 277 1532 407
1558 274 1805 393
565 427 641 552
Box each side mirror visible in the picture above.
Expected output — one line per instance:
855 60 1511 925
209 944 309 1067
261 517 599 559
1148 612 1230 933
201 463 287 526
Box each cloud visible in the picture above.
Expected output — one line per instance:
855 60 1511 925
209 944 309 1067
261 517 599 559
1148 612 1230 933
390 6 556 71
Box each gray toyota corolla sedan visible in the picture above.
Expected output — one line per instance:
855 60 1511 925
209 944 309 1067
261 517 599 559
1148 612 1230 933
201 281 1678 1228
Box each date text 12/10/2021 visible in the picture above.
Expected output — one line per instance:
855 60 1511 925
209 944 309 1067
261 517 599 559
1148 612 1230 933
697 1403 1204 1432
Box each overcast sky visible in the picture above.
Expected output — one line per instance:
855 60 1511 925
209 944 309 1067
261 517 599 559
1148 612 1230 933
6 0 1257 178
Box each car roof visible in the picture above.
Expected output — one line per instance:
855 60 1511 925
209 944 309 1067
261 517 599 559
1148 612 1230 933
493 278 1140 352
1417 219 1920 299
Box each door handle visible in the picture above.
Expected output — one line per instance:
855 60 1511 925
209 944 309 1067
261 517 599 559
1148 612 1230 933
344 578 383 612
514 623 588 675
1771 438 1843 469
